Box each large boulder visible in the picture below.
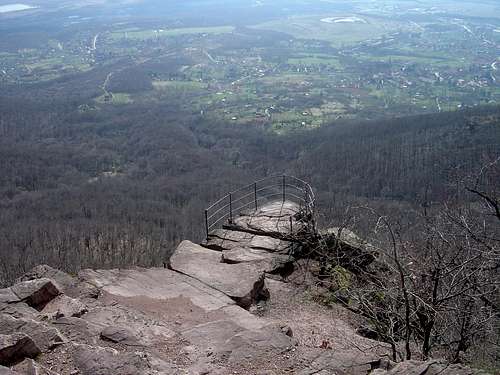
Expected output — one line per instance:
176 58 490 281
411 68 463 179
0 334 40 366
10 279 61 311
169 241 268 308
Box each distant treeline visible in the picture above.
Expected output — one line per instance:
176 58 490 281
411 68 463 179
0 92 499 285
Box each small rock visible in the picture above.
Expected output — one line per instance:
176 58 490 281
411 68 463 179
12 358 59 375
10 279 61 311
100 326 141 346
280 325 293 337
0 333 40 366
0 314 65 353
42 295 87 320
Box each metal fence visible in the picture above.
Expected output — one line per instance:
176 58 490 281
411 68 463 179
204 175 315 238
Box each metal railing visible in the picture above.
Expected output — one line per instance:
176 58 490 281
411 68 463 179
204 175 315 239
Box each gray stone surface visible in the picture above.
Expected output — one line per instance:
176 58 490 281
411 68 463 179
19 265 99 300
222 247 276 263
79 267 235 312
222 248 294 276
0 333 40 366
234 201 305 235
299 349 380 375
182 320 243 352
220 325 295 363
0 303 37 319
0 314 65 353
100 326 142 346
41 295 88 320
82 305 174 347
205 229 293 252
9 201 480 375
0 289 20 307
10 279 61 311
0 365 21 375
372 359 491 375
51 317 101 345
73 344 152 375
169 241 268 308
12 358 60 375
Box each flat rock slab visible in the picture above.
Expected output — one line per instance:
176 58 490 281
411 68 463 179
79 267 266 332
222 248 294 276
80 267 234 312
181 320 244 352
52 317 102 345
299 349 380 375
0 303 38 320
233 201 305 235
220 325 294 363
254 201 301 218
205 228 293 252
72 344 177 375
170 241 267 308
83 305 174 346
222 247 276 263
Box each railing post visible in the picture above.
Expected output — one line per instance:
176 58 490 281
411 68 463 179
229 193 233 224
254 182 258 211
304 187 308 213
282 175 286 203
205 209 209 240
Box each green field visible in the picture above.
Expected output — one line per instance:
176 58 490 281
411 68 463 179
251 15 405 47
109 26 235 41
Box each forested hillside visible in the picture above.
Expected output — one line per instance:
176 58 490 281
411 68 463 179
0 92 499 285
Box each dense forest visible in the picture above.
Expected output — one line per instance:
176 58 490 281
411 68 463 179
1 86 499 286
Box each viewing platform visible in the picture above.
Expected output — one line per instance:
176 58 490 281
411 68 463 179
204 175 316 240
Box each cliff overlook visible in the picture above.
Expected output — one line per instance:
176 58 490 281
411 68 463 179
0 198 491 374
